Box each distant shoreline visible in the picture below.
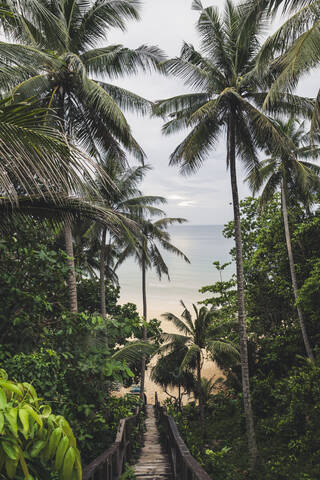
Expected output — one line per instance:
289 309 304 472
118 224 235 320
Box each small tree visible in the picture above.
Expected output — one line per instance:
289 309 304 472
151 338 196 409
162 303 239 440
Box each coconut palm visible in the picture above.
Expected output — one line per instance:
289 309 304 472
76 158 167 317
154 0 314 464
161 303 239 440
0 0 163 158
117 213 190 399
247 118 320 362
0 0 164 312
92 158 167 318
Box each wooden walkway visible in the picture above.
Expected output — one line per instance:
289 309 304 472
134 405 172 480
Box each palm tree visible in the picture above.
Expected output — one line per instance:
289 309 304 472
1 0 163 158
243 0 320 133
161 303 239 440
92 158 167 318
151 337 196 410
117 213 190 400
0 0 164 312
154 0 313 465
247 118 320 362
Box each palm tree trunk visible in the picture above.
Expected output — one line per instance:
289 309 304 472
228 117 258 468
59 88 78 314
197 351 206 441
64 220 78 313
281 183 314 361
100 227 107 318
140 251 147 402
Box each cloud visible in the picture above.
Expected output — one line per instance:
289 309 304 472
178 200 197 207
168 194 186 200
106 0 319 225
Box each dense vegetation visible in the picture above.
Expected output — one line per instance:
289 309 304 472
0 218 150 469
0 0 320 478
161 197 320 479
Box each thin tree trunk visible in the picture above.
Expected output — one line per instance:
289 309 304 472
140 252 147 402
100 227 107 318
64 220 78 313
197 351 206 441
228 117 258 468
59 88 78 314
281 183 314 361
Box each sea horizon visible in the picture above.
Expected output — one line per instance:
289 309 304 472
117 224 235 324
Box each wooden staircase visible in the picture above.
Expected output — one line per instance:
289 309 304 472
134 405 172 480
83 397 212 480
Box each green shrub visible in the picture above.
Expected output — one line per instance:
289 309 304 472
0 369 80 480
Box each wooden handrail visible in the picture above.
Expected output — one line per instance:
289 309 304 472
155 392 212 480
83 406 144 480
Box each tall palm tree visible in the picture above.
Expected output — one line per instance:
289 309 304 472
154 0 313 465
97 160 168 318
0 0 164 312
1 0 163 158
117 213 190 400
151 0 258 464
78 157 167 317
161 303 239 440
247 118 320 362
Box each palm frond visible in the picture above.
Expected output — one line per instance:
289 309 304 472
75 0 141 49
162 53 212 91
78 77 146 161
0 99 101 203
180 344 201 371
83 44 164 78
169 115 223 175
194 3 232 76
161 313 193 337
154 93 209 118
206 339 239 359
98 81 151 115
112 340 157 363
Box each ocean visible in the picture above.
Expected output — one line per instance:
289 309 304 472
117 225 235 322
116 224 235 400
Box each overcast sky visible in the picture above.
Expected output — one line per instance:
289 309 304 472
107 0 319 225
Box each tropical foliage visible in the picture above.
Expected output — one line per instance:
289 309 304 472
1 0 320 478
165 196 320 479
0 0 163 159
0 369 81 480
247 117 320 361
